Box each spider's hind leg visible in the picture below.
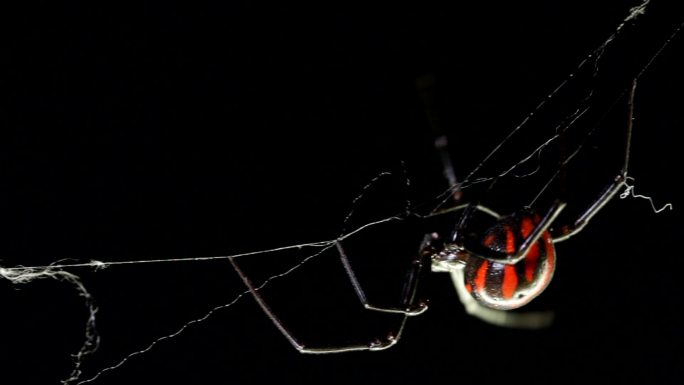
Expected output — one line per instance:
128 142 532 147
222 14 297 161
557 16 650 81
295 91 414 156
553 79 638 243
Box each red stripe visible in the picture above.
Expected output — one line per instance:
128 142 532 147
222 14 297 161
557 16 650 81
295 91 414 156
475 260 489 292
483 233 496 248
502 265 518 299
520 217 534 238
524 243 540 282
505 225 516 254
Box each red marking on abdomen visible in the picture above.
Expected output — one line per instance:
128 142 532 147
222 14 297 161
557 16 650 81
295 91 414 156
483 233 496 247
520 217 535 238
524 243 540 282
504 225 516 254
502 265 518 299
475 260 489 292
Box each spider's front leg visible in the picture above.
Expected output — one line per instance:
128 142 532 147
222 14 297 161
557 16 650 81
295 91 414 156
229 241 427 354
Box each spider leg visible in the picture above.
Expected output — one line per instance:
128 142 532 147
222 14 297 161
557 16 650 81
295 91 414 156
416 73 462 202
455 200 567 265
504 200 566 264
336 242 427 316
553 79 637 243
229 255 411 353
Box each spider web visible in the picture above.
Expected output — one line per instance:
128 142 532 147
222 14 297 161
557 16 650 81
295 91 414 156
0 1 680 384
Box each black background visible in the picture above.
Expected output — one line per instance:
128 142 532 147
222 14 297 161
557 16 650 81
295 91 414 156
1 1 682 384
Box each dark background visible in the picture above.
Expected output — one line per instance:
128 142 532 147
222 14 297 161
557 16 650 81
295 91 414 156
1 1 682 384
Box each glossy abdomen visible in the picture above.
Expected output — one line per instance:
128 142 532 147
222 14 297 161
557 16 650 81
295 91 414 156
463 210 556 310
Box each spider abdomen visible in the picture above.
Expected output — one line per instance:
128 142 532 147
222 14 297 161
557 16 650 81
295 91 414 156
464 210 556 310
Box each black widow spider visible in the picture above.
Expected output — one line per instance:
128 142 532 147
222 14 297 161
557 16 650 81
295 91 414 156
228 79 639 353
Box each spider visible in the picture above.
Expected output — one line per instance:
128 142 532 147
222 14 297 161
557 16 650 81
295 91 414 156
228 79 638 353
